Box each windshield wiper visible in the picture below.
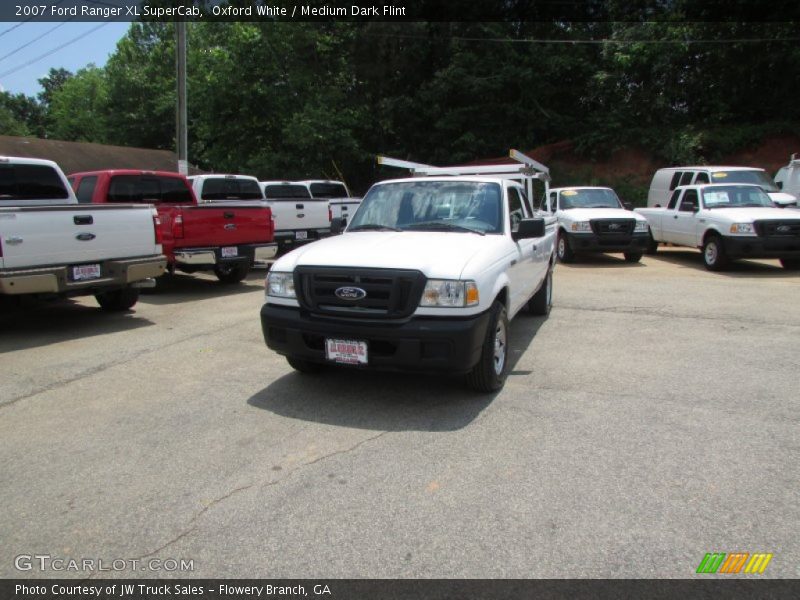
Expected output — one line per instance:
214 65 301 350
348 224 401 232
405 222 485 235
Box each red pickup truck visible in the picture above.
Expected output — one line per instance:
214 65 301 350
68 170 277 283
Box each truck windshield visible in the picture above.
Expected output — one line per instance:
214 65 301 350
560 188 621 209
0 164 69 201
350 181 502 234
710 170 778 192
702 185 773 209
263 184 312 200
309 182 348 198
108 175 193 203
200 178 263 201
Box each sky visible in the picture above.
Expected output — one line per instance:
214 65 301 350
0 21 130 97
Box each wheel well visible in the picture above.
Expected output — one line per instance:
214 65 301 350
495 287 508 308
702 229 721 244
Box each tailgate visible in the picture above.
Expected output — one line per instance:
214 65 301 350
1 205 158 269
268 199 330 232
329 198 362 222
179 202 272 246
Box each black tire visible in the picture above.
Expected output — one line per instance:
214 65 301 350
214 262 249 284
287 356 324 374
702 234 729 271
556 231 575 263
779 258 800 271
95 288 139 311
645 234 658 255
624 252 643 263
466 301 509 393
527 268 553 316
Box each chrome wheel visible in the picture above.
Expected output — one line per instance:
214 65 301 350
704 241 718 266
557 237 566 258
493 320 507 375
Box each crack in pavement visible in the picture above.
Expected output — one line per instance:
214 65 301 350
133 430 389 560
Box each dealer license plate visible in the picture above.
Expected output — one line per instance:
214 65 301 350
325 339 368 365
221 246 238 258
295 231 308 240
72 264 101 281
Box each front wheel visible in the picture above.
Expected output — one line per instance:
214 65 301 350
95 288 139 311
702 235 729 271
780 258 800 271
556 232 575 263
466 301 509 393
527 268 553 316
624 252 643 263
214 262 249 283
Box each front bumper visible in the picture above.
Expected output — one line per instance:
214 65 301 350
722 236 800 259
565 231 650 253
173 243 277 267
260 304 492 374
0 255 167 296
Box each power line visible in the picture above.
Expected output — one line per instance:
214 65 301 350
0 22 110 80
364 32 800 45
0 21 73 64
0 0 67 39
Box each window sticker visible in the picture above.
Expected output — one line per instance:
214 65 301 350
704 192 730 204
712 172 728 179
562 190 578 196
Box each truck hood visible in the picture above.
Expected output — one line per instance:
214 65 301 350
706 207 800 222
273 231 508 279
560 208 647 222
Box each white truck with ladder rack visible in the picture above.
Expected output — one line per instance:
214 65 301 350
260 150 557 392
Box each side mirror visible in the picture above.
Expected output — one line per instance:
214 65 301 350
330 217 345 235
513 217 546 240
622 201 633 211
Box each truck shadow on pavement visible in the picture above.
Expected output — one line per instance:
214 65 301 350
649 249 795 277
137 270 266 305
0 297 154 354
247 315 547 432
555 254 646 269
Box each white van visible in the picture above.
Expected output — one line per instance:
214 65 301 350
774 154 800 204
647 166 796 208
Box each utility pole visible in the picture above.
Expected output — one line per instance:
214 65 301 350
176 21 188 175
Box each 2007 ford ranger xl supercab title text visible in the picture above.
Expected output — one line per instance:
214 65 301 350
260 160 557 392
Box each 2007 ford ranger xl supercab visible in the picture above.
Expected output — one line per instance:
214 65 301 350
261 152 557 392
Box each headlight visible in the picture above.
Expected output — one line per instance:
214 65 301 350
730 223 755 234
634 220 649 232
571 221 592 232
420 280 479 307
266 271 296 298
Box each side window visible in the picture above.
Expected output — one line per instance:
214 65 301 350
667 189 681 210
679 171 694 186
695 172 710 184
679 189 699 212
75 176 97 204
507 187 525 233
518 188 533 215
669 172 683 190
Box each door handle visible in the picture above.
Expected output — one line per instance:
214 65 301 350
673 215 679 219
74 215 93 225
510 259 517 266
223 212 235 219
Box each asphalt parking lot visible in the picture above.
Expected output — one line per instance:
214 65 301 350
1 248 798 578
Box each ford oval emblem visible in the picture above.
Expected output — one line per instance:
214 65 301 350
335 286 367 300
608 223 620 230
76 232 96 241
777 225 791 233
224 223 237 230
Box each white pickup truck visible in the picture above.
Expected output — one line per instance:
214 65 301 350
774 154 800 205
187 174 265 203
636 183 800 271
261 152 556 392
260 181 331 254
0 156 166 310
544 186 650 263
294 179 362 226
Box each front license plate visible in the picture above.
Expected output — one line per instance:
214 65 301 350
72 264 101 281
325 339 368 365
295 231 308 240
221 246 238 258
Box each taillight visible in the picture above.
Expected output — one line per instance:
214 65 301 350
153 215 163 245
328 206 333 222
172 214 184 239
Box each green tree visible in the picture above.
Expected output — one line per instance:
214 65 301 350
47 66 109 142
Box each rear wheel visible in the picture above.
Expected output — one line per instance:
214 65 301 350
466 301 509 393
702 235 729 271
214 262 249 283
287 357 324 374
527 268 553 316
556 232 575 263
780 258 800 271
95 288 139 311
624 252 643 263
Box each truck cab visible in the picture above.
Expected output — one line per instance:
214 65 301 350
260 151 557 393
544 186 650 263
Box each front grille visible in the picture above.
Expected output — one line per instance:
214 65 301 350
590 219 636 236
295 266 426 319
754 220 800 238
